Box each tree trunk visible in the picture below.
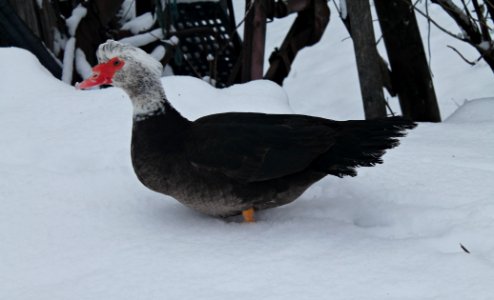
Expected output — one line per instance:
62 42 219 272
375 0 441 122
346 0 387 120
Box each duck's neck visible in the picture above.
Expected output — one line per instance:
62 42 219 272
125 79 184 122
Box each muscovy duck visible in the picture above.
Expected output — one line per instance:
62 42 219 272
77 40 416 222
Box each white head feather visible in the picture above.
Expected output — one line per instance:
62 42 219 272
96 40 163 78
96 40 167 120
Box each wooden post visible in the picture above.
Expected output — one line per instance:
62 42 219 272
8 0 41 38
37 0 59 53
375 0 441 122
346 0 387 120
265 0 330 85
241 0 267 82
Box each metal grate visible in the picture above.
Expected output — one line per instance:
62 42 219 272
168 1 242 87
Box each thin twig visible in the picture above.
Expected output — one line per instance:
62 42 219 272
385 98 396 117
332 0 341 15
460 0 476 26
232 0 257 33
485 0 494 23
410 2 469 42
447 45 478 65
436 0 488 33
431 0 482 43
460 243 471 254
472 0 492 41
183 55 203 78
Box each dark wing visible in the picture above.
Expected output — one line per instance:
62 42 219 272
185 112 337 182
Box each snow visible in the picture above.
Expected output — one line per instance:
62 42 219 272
169 35 179 45
65 4 88 36
118 28 164 47
117 0 136 24
121 12 155 34
75 48 92 79
445 97 494 123
339 0 348 19
478 41 491 51
52 28 65 56
150 45 166 62
2 2 494 299
61 37 75 83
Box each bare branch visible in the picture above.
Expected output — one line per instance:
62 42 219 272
332 0 341 16
472 0 491 41
384 98 396 117
460 0 475 27
410 2 469 42
430 0 482 43
447 44 478 65
460 243 471 254
485 0 494 22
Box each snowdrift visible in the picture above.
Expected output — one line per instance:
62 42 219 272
1 46 494 300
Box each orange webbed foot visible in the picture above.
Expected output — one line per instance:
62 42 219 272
242 208 255 223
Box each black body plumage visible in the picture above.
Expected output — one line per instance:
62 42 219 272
130 99 416 217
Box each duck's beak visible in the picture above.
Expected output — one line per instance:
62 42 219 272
76 63 114 90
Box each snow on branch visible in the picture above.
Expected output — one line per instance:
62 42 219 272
119 28 164 47
121 12 155 34
66 4 88 36
430 0 482 43
417 0 494 72
75 48 92 79
62 37 76 83
411 2 468 42
340 0 348 19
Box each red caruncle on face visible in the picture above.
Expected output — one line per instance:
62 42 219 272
76 57 125 89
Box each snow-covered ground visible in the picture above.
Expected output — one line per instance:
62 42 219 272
1 2 494 299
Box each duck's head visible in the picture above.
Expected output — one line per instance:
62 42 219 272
77 40 168 119
77 40 163 95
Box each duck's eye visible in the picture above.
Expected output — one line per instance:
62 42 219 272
113 60 121 66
